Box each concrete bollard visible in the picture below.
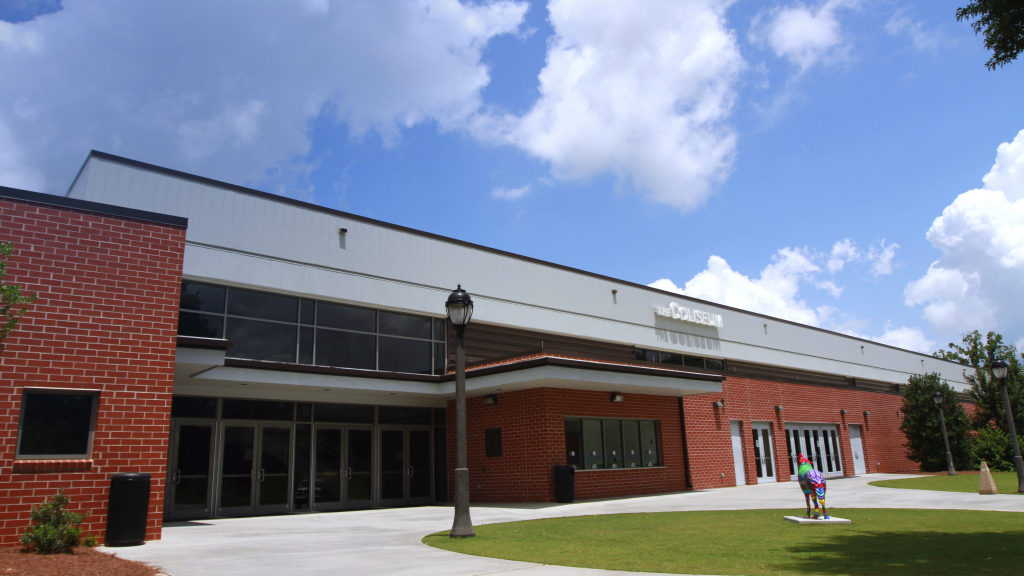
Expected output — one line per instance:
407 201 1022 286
979 462 998 495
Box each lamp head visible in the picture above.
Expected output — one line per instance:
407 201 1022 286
991 358 1009 380
445 285 474 329
932 390 944 405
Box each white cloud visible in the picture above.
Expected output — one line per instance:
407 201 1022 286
827 238 859 272
884 8 941 53
825 237 898 276
475 0 745 212
816 279 843 298
872 325 935 354
867 238 899 276
0 0 528 193
751 0 857 73
650 248 825 326
490 184 530 200
982 128 1024 201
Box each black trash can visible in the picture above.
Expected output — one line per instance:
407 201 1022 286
554 465 575 503
106 473 151 546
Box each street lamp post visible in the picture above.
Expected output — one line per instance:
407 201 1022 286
932 390 956 476
991 358 1024 493
446 285 475 538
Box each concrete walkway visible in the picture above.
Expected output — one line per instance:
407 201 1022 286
109 474 1024 576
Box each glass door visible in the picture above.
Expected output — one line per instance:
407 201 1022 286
378 427 433 507
311 425 373 511
785 424 843 479
751 424 775 483
255 425 292 515
167 421 215 520
219 423 292 516
345 428 373 509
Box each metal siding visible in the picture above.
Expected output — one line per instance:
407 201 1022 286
68 157 971 389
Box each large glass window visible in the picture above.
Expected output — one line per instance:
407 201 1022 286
17 390 98 458
176 281 446 375
634 347 725 372
567 418 661 470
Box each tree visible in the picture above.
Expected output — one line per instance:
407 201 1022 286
900 373 975 471
956 0 1024 69
934 330 1024 435
0 242 37 354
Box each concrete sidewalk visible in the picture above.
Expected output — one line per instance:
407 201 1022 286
109 474 1024 576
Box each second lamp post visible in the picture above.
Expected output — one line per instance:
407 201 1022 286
446 285 475 537
932 390 956 476
991 358 1024 493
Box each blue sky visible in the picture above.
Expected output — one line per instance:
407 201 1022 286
2 0 1022 355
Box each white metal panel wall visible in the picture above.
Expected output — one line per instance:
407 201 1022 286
68 156 971 389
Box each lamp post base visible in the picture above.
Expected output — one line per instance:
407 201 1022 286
1014 456 1024 494
451 468 475 538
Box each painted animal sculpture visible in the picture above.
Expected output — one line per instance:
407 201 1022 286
797 454 829 519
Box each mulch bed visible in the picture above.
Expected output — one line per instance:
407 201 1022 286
0 546 161 576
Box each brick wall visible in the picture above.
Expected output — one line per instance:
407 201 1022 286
0 196 185 545
684 376 917 490
448 387 688 502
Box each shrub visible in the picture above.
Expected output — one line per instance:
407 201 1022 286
20 490 96 554
899 373 975 471
974 427 1015 472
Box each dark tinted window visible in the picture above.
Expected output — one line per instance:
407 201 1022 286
433 319 445 341
603 420 622 468
296 403 313 422
317 302 375 332
227 288 297 323
298 327 314 364
434 343 446 375
565 419 583 468
316 329 376 370
18 392 96 456
226 318 297 363
684 355 705 368
485 428 502 458
622 421 641 468
635 349 659 363
314 403 374 424
299 299 315 325
705 358 725 370
640 421 659 467
583 420 604 469
222 399 294 421
378 337 431 374
180 281 225 313
178 312 224 338
433 408 446 426
171 396 217 419
379 311 431 339
378 406 432 425
660 353 683 365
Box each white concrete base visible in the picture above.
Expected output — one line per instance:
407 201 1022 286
784 516 852 524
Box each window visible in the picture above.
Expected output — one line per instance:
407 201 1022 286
17 390 98 458
566 418 660 469
485 428 502 458
176 281 447 375
633 347 725 372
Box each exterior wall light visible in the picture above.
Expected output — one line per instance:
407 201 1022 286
863 411 870 417
339 228 348 235
775 405 783 412
712 400 725 408
483 394 497 406
446 285 475 538
610 392 624 403
840 409 847 415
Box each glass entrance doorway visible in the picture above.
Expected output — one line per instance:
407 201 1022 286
219 423 292 517
751 423 776 483
785 423 843 479
310 426 374 512
379 428 433 507
167 422 215 520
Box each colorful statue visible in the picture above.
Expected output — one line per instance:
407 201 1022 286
797 454 829 519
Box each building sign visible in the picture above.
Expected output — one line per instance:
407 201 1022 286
655 302 724 328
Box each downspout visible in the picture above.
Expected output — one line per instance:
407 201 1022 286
678 397 693 490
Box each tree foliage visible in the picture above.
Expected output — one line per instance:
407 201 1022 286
0 242 37 354
934 330 1024 435
973 427 1015 471
19 490 96 554
899 373 975 471
956 0 1024 69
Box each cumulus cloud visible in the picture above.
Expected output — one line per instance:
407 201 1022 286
982 128 1024 201
872 325 935 354
0 0 528 192
475 0 745 212
825 237 898 276
827 238 859 273
884 7 941 53
490 184 530 200
867 239 899 276
751 0 857 73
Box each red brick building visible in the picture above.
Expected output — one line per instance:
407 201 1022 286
0 152 972 544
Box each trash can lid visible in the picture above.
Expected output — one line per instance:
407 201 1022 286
110 473 151 481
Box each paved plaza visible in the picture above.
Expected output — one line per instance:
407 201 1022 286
110 474 1024 576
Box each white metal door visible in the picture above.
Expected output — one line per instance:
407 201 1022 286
751 424 776 483
849 424 866 475
730 421 746 486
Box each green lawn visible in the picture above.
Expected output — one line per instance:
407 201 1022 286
423 509 1024 576
869 472 1023 494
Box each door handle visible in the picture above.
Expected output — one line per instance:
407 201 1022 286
345 467 352 480
407 465 414 478
173 470 181 485
258 468 265 482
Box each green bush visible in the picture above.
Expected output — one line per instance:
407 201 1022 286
19 490 96 554
974 427 1015 472
899 373 975 471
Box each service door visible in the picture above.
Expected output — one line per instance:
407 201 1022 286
751 423 776 483
849 424 866 475
730 421 746 486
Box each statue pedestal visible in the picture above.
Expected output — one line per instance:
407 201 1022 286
784 516 852 524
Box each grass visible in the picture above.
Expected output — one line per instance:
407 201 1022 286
869 472 1024 494
423 509 1024 576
